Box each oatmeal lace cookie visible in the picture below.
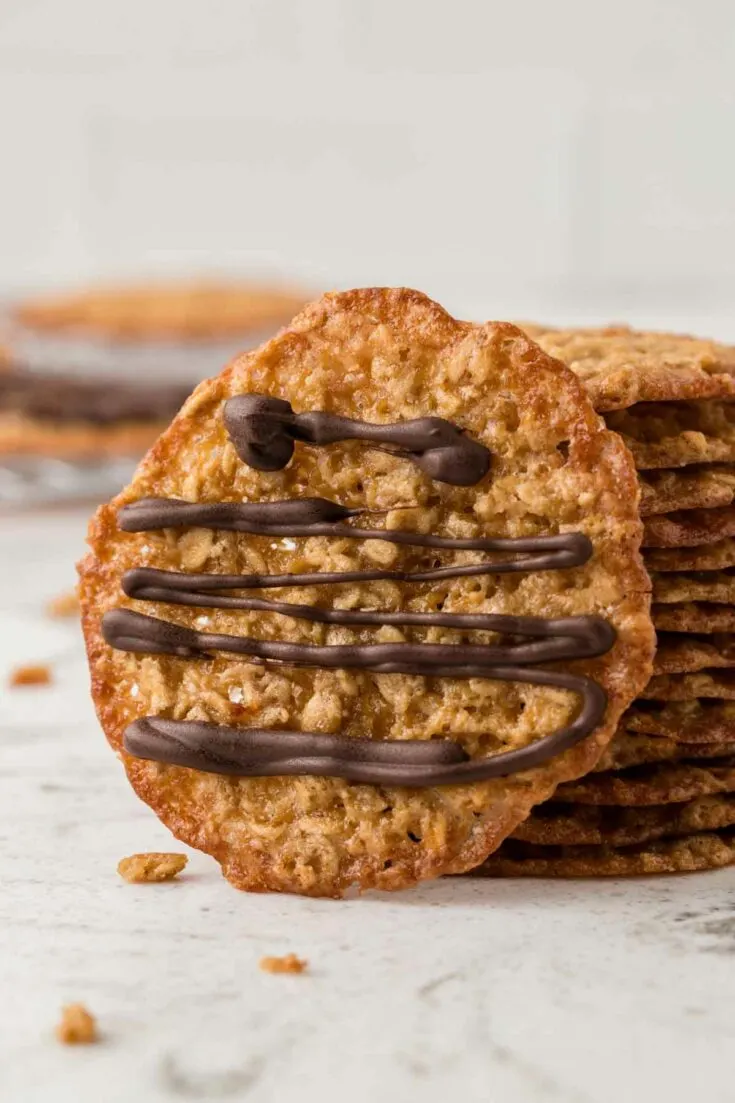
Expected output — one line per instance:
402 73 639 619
79 288 653 897
526 325 735 413
469 829 735 877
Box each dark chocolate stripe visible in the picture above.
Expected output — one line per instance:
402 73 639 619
110 427 613 784
102 608 614 668
223 395 492 486
117 496 594 565
105 607 611 781
124 665 607 786
120 571 615 661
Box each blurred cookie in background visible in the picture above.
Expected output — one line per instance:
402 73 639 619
0 370 192 458
0 279 309 505
12 281 308 343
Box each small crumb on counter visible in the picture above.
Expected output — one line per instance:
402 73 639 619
117 852 188 883
259 953 308 975
46 590 80 618
56 1003 98 1045
9 664 52 688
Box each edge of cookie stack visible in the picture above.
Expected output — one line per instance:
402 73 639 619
474 326 735 877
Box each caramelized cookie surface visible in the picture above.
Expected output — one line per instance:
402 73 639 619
80 289 653 896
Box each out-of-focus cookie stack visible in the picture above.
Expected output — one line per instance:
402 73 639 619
0 280 308 503
474 326 735 877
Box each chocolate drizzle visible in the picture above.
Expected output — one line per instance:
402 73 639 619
124 686 607 785
223 395 491 486
120 571 614 662
103 608 614 668
106 400 616 788
117 496 594 565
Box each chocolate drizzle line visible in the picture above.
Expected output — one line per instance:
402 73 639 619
223 395 492 486
105 604 611 785
124 681 607 785
120 571 614 663
117 496 594 565
104 608 614 667
107 398 615 787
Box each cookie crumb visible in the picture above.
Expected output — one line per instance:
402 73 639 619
259 953 308 974
117 852 188 883
9 664 52 687
46 590 80 618
56 1003 97 1045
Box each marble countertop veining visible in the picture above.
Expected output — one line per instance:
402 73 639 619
1 507 734 1103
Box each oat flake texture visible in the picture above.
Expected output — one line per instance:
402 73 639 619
79 289 653 897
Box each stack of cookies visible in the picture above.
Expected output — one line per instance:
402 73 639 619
77 292 735 894
474 326 735 877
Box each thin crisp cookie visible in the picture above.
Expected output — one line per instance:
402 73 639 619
595 731 735 773
640 670 735 701
653 603 735 634
511 794 735 847
653 570 735 605
639 467 735 516
529 326 735 412
553 761 735 806
646 539 735 573
468 829 735 877
643 506 735 549
605 400 735 470
624 700 735 742
653 633 735 675
79 289 653 897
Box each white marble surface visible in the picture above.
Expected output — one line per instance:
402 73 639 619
2 506 734 1103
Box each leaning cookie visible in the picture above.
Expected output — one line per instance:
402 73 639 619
79 288 654 897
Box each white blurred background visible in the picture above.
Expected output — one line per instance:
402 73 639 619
1 0 734 334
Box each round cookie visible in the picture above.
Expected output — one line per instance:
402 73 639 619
13 281 308 342
653 633 735 674
624 700 735 742
595 732 735 773
639 467 735 516
79 288 653 897
1 282 310 463
527 326 735 412
643 506 735 548
604 400 735 470
653 603 735 634
553 761 735 806
640 670 735 701
511 794 735 847
646 539 735 573
652 570 735 605
468 830 735 877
